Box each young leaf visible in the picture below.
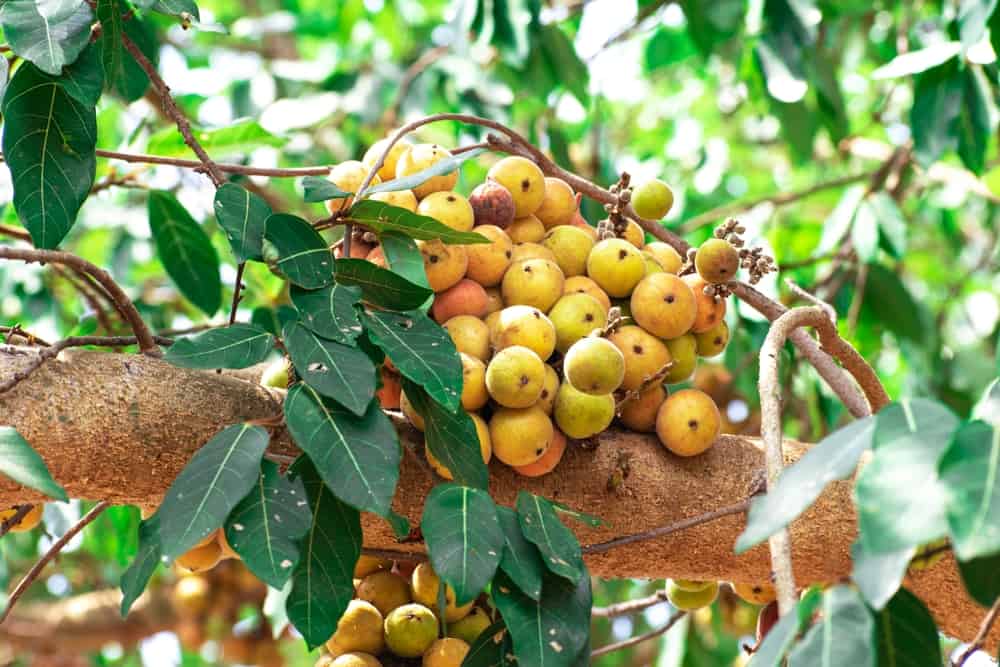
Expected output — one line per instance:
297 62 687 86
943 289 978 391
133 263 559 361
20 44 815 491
496 506 545 601
873 589 942 667
0 0 94 76
282 320 375 416
492 569 591 667
2 52 98 249
360 308 463 412
516 492 585 585
957 551 1000 608
422 484 504 606
346 200 490 245
97 0 125 85
850 537 913 611
749 588 822 667
158 424 269 559
855 400 958 553
289 284 364 344
939 420 1000 560
0 427 68 501
148 190 222 316
366 147 486 196
736 416 875 553
401 380 489 490
214 183 272 262
265 214 334 289
284 384 400 517
285 456 361 650
380 231 431 290
164 324 274 370
301 176 351 203
787 586 875 667
335 258 433 311
224 460 312 589
119 512 162 616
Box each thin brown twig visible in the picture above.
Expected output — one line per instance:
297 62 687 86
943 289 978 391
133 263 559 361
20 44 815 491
591 610 687 658
591 590 669 618
48 265 116 335
229 262 246 326
785 279 837 322
84 149 332 177
0 505 34 538
0 225 31 242
0 502 110 625
0 326 50 347
954 598 1000 666
383 46 450 127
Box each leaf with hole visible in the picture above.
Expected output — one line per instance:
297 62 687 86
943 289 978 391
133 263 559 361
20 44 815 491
346 200 490 245
282 320 375 416
495 506 545 601
289 283 364 344
787 586 875 667
214 183 272 262
164 324 274 370
335 258 433 311
265 214 334 289
119 512 162 616
516 492 584 585
284 384 400 517
0 427 68 501
0 0 94 75
939 420 1000 560
158 424 269 560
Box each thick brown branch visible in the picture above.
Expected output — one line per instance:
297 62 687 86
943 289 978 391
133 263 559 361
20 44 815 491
591 610 686 658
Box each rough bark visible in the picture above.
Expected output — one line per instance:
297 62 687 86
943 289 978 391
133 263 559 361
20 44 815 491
0 348 994 645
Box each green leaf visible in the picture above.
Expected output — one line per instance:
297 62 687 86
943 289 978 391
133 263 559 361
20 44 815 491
148 190 222 316
493 569 591 667
115 17 157 102
401 380 489 490
851 201 879 263
958 0 997 49
537 25 588 105
335 258 433 311
224 460 312 589
380 231 431 291
158 424 269 559
787 586 875 667
956 551 1000 608
940 420 1000 560
855 400 958 553
164 324 274 370
0 0 94 75
284 384 400 517
282 320 375 416
422 484 504 606
874 589 942 667
737 416 875 553
97 0 125 85
496 506 545 601
861 264 925 343
973 378 1000 427
516 492 584 585
550 502 604 528
289 284 363 344
462 620 512 667
958 66 992 175
645 26 698 70
911 60 963 167
0 427 68 501
285 456 360 650
870 42 962 79
265 214 334 289
367 148 486 197
384 510 410 540
146 119 284 159
301 175 351 203
869 193 907 259
850 537 913 611
749 588 822 667
2 53 98 249
346 200 490 245
135 0 201 20
214 183 272 263
359 308 463 412
815 184 865 257
119 512 162 616
678 0 744 56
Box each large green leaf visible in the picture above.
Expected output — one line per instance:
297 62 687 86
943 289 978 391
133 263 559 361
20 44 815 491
492 569 591 667
284 384 400 517
939 420 1000 560
282 320 375 416
422 484 504 606
164 324 274 370
115 17 157 101
335 258 433 311
359 308 463 412
736 416 875 553
380 232 431 308
97 0 125 85
496 506 545 601
290 284 364 344
850 536 913 611
911 60 963 167
749 588 822 667
366 147 486 197
855 400 958 553
0 427 68 501
537 25 588 105
265 214 334 289
787 586 874 667
515 492 584 585
401 380 489 490
2 52 99 249
346 200 490 245
148 190 222 316
957 67 992 175
119 512 162 616
158 424 269 559
0 0 93 75
462 620 512 667
147 119 284 159
860 264 925 343
285 457 361 650
224 460 312 589
214 183 272 263
957 551 1000 608
874 589 942 667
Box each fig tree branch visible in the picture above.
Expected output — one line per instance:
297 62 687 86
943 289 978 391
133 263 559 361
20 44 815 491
591 590 669 618
89 149 332 177
383 45 450 127
590 610 687 658
954 598 1000 667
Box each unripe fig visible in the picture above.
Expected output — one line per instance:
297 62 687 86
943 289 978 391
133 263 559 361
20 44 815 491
465 225 513 286
443 315 491 362
506 215 546 243
586 238 645 298
664 334 698 383
510 241 557 264
534 177 576 228
431 279 489 323
563 275 611 312
410 563 475 622
642 252 665 276
622 219 645 249
607 325 673 391
468 181 515 229
327 600 385 656
400 390 425 431
695 238 739 284
419 239 468 293
672 579 717 592
490 406 553 466
513 429 567 477
332 653 383 667
694 320 729 357
644 242 683 274
666 579 718 610
656 388 720 457
485 345 546 408
630 273 697 340
554 383 615 439
493 305 557 360
170 573 211 615
731 581 777 605
564 337 625 395
631 179 674 220
363 137 411 181
447 606 492 644
175 540 223 573
487 156 546 217
417 191 474 232
259 357 290 389
383 603 438 658
423 637 470 667
326 161 380 214
0 504 43 533
369 189 418 212
395 144 458 199
548 293 607 354
682 274 727 333
618 384 667 432
427 413 492 480
356 571 412 617
570 213 599 241
538 364 560 414
459 353 489 411
541 225 595 277
355 556 392 578
501 258 565 312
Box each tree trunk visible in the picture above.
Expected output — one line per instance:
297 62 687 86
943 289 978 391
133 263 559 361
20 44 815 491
0 348 993 645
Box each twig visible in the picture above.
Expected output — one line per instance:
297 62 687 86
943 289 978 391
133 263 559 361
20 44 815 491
157 323 217 337
582 500 750 555
590 610 687 658
0 502 110 625
360 547 427 562
0 225 31 242
48 265 116 335
592 590 669 618
846 263 869 336
0 505 34 538
86 149 331 177
229 262 246 326
0 326 49 347
586 0 670 60
785 279 837 322
953 598 1000 666
383 46 449 127
0 248 160 356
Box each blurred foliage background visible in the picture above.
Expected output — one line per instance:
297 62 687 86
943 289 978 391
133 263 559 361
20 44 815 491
1 0 999 665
